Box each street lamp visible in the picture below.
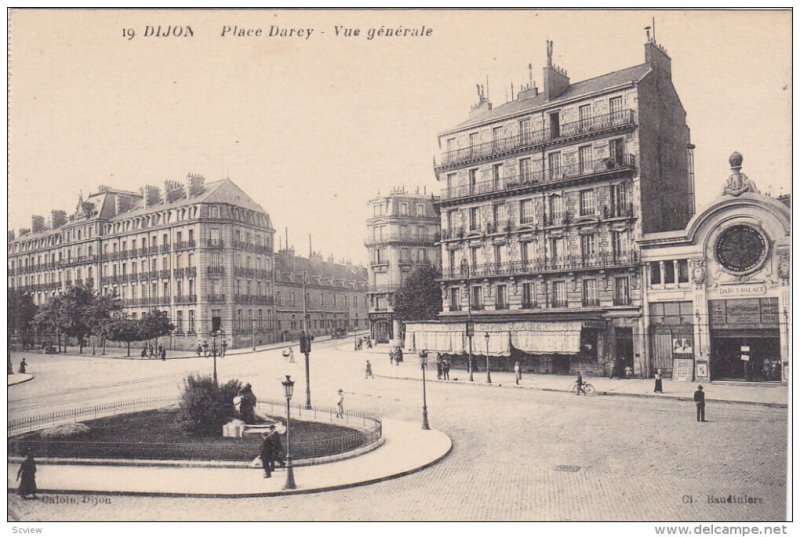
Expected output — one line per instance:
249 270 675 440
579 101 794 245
460 258 474 382
281 375 297 490
211 330 219 385
419 351 430 430
484 332 492 384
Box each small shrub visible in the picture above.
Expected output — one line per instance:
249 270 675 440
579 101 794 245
41 423 91 439
176 375 242 437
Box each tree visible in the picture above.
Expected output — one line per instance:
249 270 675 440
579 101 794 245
86 294 122 354
394 261 442 322
8 289 37 349
58 286 97 353
140 308 175 348
176 374 243 436
32 295 66 352
106 316 143 357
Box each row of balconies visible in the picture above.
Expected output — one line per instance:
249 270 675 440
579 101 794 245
364 232 441 246
436 109 636 172
447 295 633 311
439 154 637 202
442 252 639 280
441 203 635 240
233 267 272 279
231 241 271 254
233 295 275 305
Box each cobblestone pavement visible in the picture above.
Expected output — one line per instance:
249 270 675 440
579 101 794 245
7 341 787 521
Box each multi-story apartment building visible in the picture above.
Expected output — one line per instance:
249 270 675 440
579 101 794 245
274 246 368 342
7 175 276 349
365 187 440 343
407 37 695 376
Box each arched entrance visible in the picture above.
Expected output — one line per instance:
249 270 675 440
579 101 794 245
373 320 392 343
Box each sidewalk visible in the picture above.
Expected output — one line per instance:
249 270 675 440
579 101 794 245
370 356 788 408
6 418 451 497
7 374 34 387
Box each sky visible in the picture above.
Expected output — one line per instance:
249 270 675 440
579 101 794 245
8 9 792 265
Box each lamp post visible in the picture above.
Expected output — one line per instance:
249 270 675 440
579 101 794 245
460 258 474 382
419 351 430 430
281 375 297 490
211 330 219 385
484 332 492 384
302 270 312 410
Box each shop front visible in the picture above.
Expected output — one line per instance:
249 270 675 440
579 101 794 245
369 312 393 343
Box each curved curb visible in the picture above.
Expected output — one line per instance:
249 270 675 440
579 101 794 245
374 373 788 409
7 374 34 387
6 421 453 498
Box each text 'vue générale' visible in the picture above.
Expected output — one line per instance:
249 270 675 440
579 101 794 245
220 25 434 40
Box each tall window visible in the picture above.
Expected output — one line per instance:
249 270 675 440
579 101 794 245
609 96 623 115
550 238 564 267
470 246 479 270
447 210 456 232
416 203 425 217
492 126 503 147
448 250 456 274
189 310 195 334
678 260 689 283
519 117 531 141
552 281 567 307
449 287 460 311
547 152 561 180
493 163 503 189
399 202 409 216
469 207 480 231
495 285 507 309
494 244 504 267
522 282 535 308
176 311 183 333
521 241 532 266
664 260 676 284
609 138 625 164
650 263 662 285
520 199 534 224
583 279 598 306
446 173 456 194
611 231 626 260
549 194 563 223
615 277 630 305
471 286 482 310
469 168 478 193
612 182 628 216
469 132 480 150
579 189 595 216
520 157 532 183
580 235 596 264
579 145 593 174
579 104 592 131
493 204 508 228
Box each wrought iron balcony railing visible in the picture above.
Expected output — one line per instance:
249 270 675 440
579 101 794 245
440 154 636 201
207 294 226 303
438 109 636 170
441 251 639 279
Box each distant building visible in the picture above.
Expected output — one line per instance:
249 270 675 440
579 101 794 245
365 187 440 343
7 175 276 349
406 36 695 376
273 246 368 342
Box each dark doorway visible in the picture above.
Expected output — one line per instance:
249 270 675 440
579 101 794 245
615 327 634 373
710 331 781 381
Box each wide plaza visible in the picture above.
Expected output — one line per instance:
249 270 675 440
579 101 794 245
7 338 787 521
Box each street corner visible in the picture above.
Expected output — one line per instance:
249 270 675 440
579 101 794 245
8 374 34 387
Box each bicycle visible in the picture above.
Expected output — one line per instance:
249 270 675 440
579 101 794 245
570 381 595 396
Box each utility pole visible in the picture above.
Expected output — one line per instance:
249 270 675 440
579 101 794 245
302 270 312 409
252 316 256 351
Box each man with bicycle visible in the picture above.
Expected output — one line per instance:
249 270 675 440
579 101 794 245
575 371 587 396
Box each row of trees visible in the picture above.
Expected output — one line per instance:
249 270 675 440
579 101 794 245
10 286 174 356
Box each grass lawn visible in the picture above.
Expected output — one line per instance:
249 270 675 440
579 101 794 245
9 408 368 462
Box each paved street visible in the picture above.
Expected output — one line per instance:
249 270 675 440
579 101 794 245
7 339 787 521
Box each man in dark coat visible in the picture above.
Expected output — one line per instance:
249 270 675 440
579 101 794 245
16 450 37 499
259 433 273 478
267 425 285 470
694 385 706 422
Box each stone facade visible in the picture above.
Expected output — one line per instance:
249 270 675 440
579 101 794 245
7 175 277 350
365 188 440 343
274 248 368 342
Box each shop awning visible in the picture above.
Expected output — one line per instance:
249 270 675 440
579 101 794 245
404 320 583 356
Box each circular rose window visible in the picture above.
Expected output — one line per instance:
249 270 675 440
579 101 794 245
715 225 768 273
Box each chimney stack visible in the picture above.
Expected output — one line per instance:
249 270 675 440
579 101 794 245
19 227 31 236
31 215 46 233
51 210 67 229
185 173 206 197
164 179 186 203
8 230 15 241
542 40 570 101
142 185 162 208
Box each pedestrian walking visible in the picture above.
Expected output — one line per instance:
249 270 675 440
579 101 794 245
259 433 273 478
694 385 706 422
514 361 522 385
388 348 394 366
436 355 443 380
575 371 586 396
149 344 156 359
142 345 148 359
16 450 37 499
221 340 227 357
18 358 27 374
202 340 209 357
195 344 203 357
335 389 345 418
268 424 285 469
365 360 374 379
624 364 633 379
654 369 663 393
160 345 167 361
442 359 450 380
395 347 403 364
288 347 295 363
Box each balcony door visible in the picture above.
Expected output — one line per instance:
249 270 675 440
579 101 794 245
609 138 625 165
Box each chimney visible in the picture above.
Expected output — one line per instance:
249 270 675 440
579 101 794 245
644 39 672 78
31 215 46 233
143 185 162 208
19 227 31 236
185 173 206 197
542 40 570 101
51 210 67 229
8 230 15 241
164 179 186 203
469 81 492 117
